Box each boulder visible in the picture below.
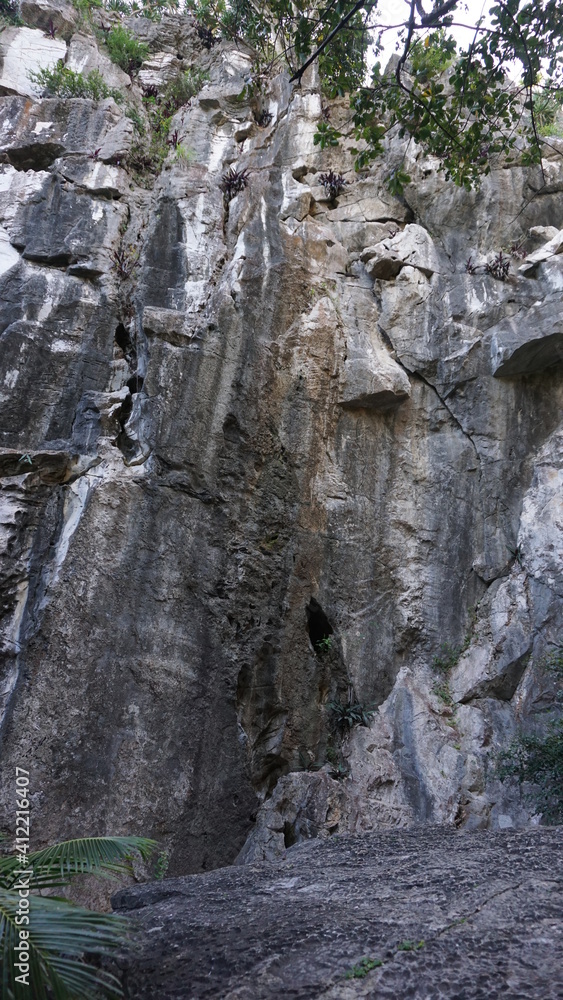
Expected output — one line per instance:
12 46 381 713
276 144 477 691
11 172 128 274
20 0 78 41
362 223 442 280
519 228 563 274
280 172 312 222
338 356 411 410
489 298 563 376
67 32 132 93
137 51 183 90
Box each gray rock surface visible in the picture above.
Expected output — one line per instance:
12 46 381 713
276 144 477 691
0 6 561 881
0 26 66 98
112 826 563 999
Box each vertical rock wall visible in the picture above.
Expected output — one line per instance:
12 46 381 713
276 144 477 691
0 5 561 873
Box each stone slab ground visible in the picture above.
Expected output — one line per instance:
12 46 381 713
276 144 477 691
113 825 563 999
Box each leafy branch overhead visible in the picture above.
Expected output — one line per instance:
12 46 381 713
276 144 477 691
187 0 563 188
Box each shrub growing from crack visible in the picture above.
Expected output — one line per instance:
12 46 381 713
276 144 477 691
433 680 454 706
328 698 375 732
110 244 140 279
161 67 208 115
432 642 462 674
220 167 250 202
496 719 563 823
127 69 207 185
485 250 510 280
0 0 22 25
542 642 563 678
105 24 149 75
318 169 347 201
30 63 123 102
255 109 273 128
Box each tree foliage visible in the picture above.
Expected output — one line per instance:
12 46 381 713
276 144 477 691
496 720 563 823
187 0 563 187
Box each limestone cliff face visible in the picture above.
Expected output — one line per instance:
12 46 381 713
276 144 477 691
0 5 561 873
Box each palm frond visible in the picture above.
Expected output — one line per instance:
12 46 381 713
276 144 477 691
0 837 157 891
0 888 127 1000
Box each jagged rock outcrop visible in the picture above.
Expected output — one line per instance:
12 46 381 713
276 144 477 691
0 3 561 876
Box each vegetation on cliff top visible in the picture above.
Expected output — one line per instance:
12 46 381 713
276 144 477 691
185 0 562 188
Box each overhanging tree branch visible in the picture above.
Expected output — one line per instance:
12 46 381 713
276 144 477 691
289 0 366 84
420 0 460 27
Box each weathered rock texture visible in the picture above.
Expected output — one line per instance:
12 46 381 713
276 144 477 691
0 4 561 874
112 825 563 999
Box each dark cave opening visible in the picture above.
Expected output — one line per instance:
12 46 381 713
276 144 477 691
306 598 334 651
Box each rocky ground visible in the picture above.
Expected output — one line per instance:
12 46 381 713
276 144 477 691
112 825 563 999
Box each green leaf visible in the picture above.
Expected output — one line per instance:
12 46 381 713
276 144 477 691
0 837 157 891
0 888 128 1000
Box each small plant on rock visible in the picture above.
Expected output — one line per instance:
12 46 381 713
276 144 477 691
110 244 140 279
508 236 528 260
166 129 184 150
485 251 510 280
142 83 159 101
328 698 375 732
318 170 347 201
220 167 250 202
345 957 383 979
315 635 332 654
153 848 170 880
465 256 477 274
397 939 425 952
255 109 273 128
432 642 461 674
